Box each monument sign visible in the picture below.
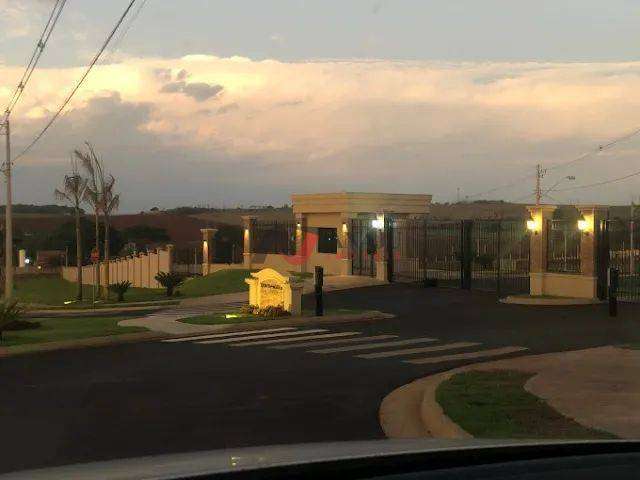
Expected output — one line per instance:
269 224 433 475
245 268 303 315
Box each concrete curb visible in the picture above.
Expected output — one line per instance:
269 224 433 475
25 305 169 318
380 370 472 440
0 331 171 358
170 310 395 338
501 296 603 306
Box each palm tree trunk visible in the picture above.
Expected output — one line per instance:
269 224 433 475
75 204 83 301
103 216 110 299
94 209 100 300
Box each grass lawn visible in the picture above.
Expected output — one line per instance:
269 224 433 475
1 315 146 347
436 370 615 439
180 308 368 325
179 269 253 297
14 276 166 306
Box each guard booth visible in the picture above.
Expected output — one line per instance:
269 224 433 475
290 192 432 279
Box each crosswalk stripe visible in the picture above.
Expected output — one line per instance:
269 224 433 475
355 342 480 359
231 332 361 347
161 327 297 343
404 346 529 365
270 334 399 350
196 329 328 345
310 337 438 354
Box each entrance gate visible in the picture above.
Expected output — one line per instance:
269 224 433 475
359 218 530 296
605 218 640 302
350 218 377 277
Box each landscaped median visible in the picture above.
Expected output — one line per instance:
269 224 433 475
380 346 640 441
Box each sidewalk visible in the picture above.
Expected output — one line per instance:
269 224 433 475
381 346 640 440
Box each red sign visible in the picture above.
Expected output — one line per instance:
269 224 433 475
90 249 100 262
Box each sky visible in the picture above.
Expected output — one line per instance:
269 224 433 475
2 0 640 212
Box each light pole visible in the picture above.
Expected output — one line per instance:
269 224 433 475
2 117 13 300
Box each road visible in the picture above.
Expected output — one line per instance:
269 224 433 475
2 284 639 474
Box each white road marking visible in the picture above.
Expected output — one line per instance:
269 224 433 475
355 342 480 359
405 346 529 365
271 334 399 350
310 337 438 354
196 329 328 345
231 332 361 347
161 327 297 343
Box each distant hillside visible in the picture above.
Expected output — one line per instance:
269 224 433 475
0 204 79 215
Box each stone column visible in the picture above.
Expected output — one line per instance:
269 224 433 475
201 229 217 276
294 213 306 273
242 216 256 269
339 214 353 276
577 205 609 278
374 214 388 282
527 205 557 295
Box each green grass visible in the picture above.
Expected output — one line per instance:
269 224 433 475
179 269 253 297
180 308 368 325
0 315 146 347
13 276 167 306
436 370 615 439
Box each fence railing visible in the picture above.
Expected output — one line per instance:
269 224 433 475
251 220 296 255
547 219 581 273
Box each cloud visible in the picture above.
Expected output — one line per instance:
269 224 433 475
160 79 224 101
4 54 640 208
0 0 52 38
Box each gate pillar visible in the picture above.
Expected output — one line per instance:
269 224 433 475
577 205 609 299
339 214 354 275
527 205 557 295
375 215 389 282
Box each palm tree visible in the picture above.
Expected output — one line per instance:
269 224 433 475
75 143 106 297
54 159 88 301
101 174 120 293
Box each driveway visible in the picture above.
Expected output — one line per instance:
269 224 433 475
1 283 638 474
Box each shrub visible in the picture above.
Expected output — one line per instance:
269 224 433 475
0 300 26 341
155 271 186 297
476 253 495 269
241 304 290 317
108 281 132 302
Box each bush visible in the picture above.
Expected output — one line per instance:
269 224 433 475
241 304 291 317
108 281 132 302
0 300 26 341
476 254 495 269
155 272 186 297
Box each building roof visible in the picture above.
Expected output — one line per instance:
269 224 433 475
291 192 432 215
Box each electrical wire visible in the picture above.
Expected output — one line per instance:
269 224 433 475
2 0 67 122
553 168 640 192
12 0 139 163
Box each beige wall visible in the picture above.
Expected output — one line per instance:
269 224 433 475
61 246 173 289
530 272 597 299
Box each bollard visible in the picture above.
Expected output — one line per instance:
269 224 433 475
315 265 324 316
609 267 619 317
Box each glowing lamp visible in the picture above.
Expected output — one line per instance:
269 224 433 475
578 214 589 234
526 213 539 234
342 222 348 233
371 219 384 230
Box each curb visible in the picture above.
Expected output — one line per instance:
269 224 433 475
380 371 471 440
169 310 396 338
501 296 602 306
0 331 171 358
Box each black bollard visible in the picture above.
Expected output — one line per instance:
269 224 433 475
609 268 619 317
315 266 324 316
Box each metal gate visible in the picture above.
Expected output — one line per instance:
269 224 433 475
350 218 376 277
384 219 530 296
606 218 640 302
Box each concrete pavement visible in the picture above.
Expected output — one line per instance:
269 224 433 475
382 345 640 440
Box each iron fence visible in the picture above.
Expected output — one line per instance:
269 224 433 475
547 219 581 273
608 218 640 301
350 218 376 277
251 220 296 255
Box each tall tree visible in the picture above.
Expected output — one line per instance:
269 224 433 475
75 143 105 297
54 159 88 301
101 174 120 294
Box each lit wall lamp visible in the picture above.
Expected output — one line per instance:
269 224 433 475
526 214 539 235
342 222 348 233
296 222 302 229
371 218 384 230
577 214 590 235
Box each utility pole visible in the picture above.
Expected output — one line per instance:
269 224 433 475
631 200 636 275
3 118 13 299
535 164 546 205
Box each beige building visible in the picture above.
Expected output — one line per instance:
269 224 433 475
201 192 432 279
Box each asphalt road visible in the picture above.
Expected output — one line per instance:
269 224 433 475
2 284 639 474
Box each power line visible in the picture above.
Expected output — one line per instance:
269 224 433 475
464 170 538 200
554 169 640 192
99 0 149 66
12 0 139 163
2 0 68 122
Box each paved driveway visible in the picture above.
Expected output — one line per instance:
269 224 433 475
1 284 639 474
